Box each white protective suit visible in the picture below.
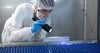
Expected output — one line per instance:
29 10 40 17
1 3 51 43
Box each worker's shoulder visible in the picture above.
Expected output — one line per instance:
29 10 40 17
17 3 33 8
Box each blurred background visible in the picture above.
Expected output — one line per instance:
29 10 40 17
0 0 97 43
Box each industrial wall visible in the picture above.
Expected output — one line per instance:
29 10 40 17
49 0 84 40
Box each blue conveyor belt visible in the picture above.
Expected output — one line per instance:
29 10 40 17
0 43 100 53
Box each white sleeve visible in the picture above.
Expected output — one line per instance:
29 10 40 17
11 4 25 28
7 27 35 42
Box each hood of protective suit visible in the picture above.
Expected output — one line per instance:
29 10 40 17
35 0 54 10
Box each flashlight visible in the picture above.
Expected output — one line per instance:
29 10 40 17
32 16 52 32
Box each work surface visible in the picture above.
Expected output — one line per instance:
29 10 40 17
0 41 100 53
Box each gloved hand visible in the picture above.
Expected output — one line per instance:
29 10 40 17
31 20 45 33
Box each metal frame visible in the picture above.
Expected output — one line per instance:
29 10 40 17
97 0 100 43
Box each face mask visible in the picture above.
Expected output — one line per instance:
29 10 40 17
36 11 48 21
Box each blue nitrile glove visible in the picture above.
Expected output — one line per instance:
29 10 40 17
31 20 45 33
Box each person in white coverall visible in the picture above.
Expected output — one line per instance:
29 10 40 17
1 0 54 43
